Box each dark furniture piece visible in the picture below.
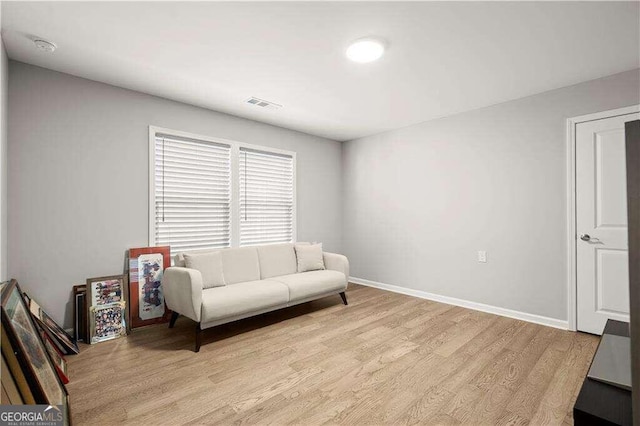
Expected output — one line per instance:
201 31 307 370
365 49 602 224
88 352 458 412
625 119 640 426
574 319 632 425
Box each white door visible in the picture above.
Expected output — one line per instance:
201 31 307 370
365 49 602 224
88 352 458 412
576 111 639 334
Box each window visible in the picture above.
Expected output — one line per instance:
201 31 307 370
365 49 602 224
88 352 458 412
152 133 232 252
240 148 295 246
149 127 296 252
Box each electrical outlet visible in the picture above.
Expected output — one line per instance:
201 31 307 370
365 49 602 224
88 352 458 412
477 251 487 263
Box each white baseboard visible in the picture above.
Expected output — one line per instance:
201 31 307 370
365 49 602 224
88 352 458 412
349 276 569 330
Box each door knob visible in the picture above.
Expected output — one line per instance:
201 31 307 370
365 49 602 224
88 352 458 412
580 234 591 241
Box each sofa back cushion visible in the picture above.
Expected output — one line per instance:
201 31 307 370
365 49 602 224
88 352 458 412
174 253 186 267
183 251 226 289
174 249 217 268
221 247 261 284
257 243 297 279
294 243 326 272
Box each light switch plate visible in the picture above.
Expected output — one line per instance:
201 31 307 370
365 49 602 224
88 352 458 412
478 251 487 263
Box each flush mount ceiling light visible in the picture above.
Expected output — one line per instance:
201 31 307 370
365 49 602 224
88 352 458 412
33 39 57 53
346 38 386 63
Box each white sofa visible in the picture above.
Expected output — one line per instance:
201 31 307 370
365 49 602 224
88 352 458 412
162 243 349 351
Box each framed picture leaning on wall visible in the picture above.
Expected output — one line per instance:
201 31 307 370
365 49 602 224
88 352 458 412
2 350 25 404
28 295 79 355
72 284 87 342
39 327 69 384
1 280 70 423
25 297 70 384
89 301 127 344
128 246 171 328
86 274 128 343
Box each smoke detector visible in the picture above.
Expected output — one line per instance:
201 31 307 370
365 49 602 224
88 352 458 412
34 39 57 53
246 97 282 110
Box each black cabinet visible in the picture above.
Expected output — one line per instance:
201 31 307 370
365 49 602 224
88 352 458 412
573 320 632 425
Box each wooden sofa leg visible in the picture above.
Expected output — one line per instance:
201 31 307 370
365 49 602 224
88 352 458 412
339 291 348 306
169 311 179 328
195 324 202 353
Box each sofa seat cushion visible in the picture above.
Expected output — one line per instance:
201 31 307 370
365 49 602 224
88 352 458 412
271 270 347 302
201 280 289 322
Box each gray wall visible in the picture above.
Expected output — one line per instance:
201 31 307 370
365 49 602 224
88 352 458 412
8 59 640 327
342 69 640 322
0 22 7 281
8 61 343 327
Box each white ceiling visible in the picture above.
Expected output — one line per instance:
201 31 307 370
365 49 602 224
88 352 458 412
2 2 639 141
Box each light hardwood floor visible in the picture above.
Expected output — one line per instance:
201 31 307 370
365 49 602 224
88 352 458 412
66 284 598 425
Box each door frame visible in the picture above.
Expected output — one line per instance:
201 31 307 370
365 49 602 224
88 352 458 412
566 104 640 331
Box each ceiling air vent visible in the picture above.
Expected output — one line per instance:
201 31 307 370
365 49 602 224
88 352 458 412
246 97 282 110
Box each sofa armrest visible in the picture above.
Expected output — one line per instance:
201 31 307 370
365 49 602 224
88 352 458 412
162 267 203 322
323 252 349 280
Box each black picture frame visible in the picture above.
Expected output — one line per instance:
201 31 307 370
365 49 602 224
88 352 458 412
73 284 87 342
27 295 79 355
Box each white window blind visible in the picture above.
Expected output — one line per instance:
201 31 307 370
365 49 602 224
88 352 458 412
239 148 294 246
153 134 231 252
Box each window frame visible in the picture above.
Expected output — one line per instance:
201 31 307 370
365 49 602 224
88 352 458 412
148 125 297 249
